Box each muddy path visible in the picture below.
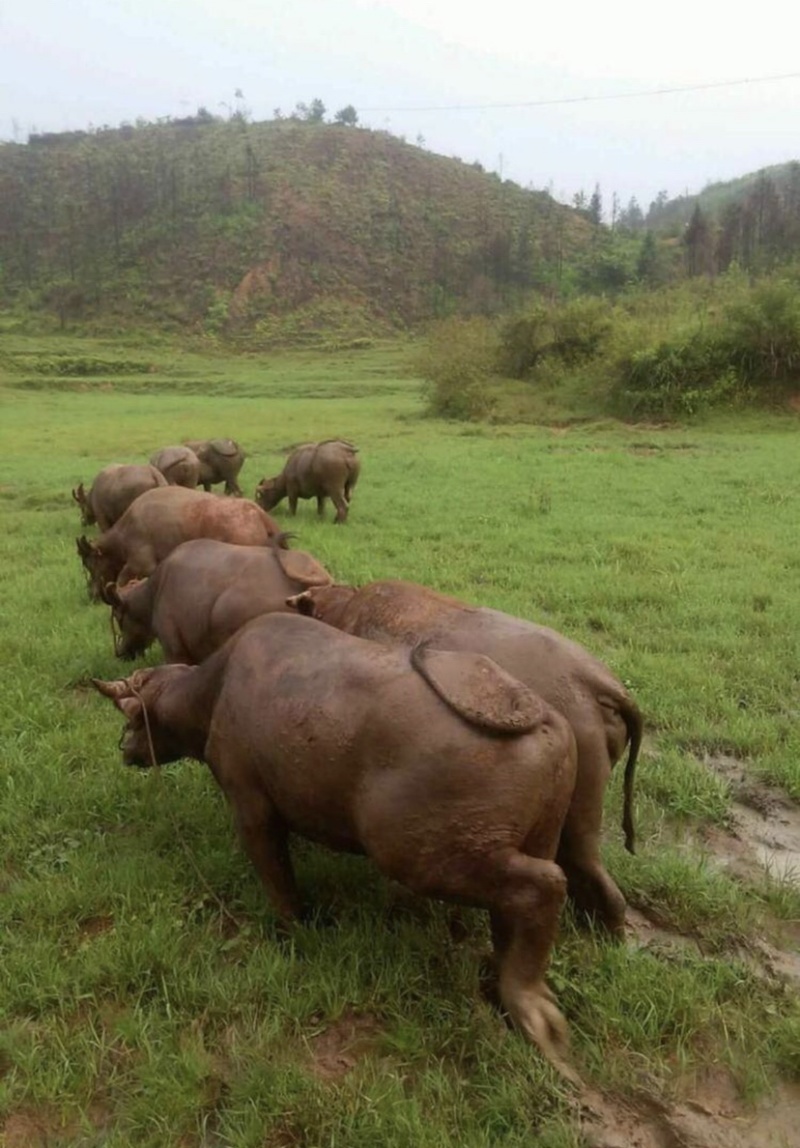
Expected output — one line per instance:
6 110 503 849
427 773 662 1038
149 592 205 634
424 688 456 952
587 756 800 1147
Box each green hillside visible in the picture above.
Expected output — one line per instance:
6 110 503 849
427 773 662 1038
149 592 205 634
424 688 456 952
646 160 800 233
0 116 592 342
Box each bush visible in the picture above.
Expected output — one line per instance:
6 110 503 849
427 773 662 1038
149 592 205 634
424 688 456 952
496 304 550 378
720 280 800 383
550 297 612 365
416 317 498 419
614 334 737 417
613 279 800 417
497 297 612 379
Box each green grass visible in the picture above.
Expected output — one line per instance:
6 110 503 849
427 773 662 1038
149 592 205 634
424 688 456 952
1 333 799 1146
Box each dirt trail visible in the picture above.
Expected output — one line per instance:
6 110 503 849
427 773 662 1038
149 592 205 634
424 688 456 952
578 1075 800 1148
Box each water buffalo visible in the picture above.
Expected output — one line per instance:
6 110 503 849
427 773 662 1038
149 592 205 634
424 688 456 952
184 439 245 496
72 464 167 532
93 612 578 1075
255 439 360 524
150 445 201 489
103 538 332 662
77 486 282 601
288 579 643 939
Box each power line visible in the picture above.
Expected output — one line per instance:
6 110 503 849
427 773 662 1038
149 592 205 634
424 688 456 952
359 71 800 114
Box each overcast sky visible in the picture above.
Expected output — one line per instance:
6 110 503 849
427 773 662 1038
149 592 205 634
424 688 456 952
2 0 800 212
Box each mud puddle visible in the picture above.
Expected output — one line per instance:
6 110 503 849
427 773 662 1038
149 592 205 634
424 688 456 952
701 754 800 891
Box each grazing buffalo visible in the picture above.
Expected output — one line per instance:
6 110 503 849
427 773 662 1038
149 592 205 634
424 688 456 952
94 612 578 1075
288 579 643 938
76 486 282 601
184 439 245 496
255 439 360 524
150 445 201 489
72 464 167 532
104 538 332 662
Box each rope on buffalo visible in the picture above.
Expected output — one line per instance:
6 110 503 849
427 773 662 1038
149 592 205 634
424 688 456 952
129 682 244 934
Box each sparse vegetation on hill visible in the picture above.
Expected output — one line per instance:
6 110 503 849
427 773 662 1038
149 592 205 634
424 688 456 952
0 115 592 341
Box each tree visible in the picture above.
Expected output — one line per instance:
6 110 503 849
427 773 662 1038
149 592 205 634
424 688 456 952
617 196 644 232
684 205 714 276
292 99 326 123
749 173 782 266
636 231 661 285
717 202 744 271
334 105 358 126
588 183 602 226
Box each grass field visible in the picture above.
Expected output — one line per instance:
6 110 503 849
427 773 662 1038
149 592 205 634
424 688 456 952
1 333 799 1147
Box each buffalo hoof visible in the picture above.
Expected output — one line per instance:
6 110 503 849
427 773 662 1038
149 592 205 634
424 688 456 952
502 981 580 1084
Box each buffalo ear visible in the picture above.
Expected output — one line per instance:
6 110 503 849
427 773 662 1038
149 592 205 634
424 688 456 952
286 590 315 616
77 534 100 555
118 697 143 721
100 581 120 607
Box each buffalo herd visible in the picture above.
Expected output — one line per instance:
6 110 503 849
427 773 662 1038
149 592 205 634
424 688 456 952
76 432 641 1079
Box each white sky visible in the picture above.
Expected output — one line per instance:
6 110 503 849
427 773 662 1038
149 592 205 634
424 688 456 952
2 0 800 211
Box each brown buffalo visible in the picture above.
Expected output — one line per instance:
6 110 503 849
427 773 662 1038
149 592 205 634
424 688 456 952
94 611 578 1075
104 537 332 662
150 445 201 488
184 439 245 496
288 579 643 938
77 486 282 601
255 439 360 524
72 464 167 532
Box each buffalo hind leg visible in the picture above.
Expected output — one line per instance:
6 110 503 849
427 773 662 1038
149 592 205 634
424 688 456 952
489 854 575 1078
407 848 572 1077
331 489 349 524
228 787 301 923
316 495 327 517
557 761 627 938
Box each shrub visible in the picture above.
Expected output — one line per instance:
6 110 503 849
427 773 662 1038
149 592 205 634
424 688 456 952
416 317 499 419
497 297 612 379
720 280 800 383
613 334 736 417
550 297 612 365
496 304 550 378
613 279 800 417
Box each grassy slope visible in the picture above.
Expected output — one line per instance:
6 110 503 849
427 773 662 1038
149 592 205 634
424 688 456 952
1 336 799 1146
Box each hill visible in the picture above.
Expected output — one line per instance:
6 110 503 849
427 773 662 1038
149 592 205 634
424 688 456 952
0 116 592 343
646 160 800 234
